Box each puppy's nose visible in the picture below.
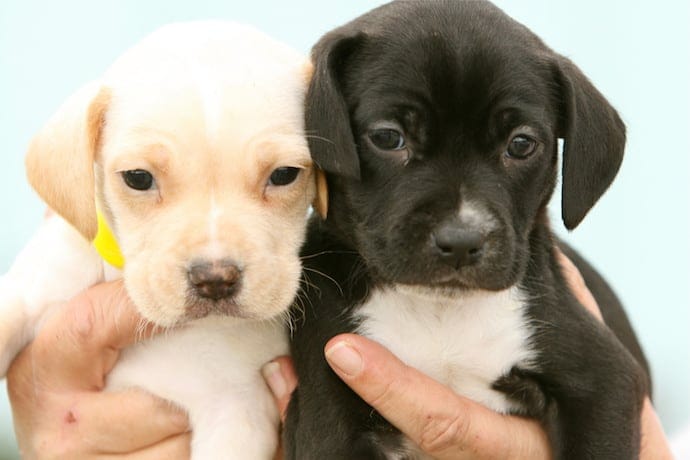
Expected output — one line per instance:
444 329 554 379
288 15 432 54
188 259 241 300
432 223 485 268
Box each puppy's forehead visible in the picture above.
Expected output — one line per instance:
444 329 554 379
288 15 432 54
102 21 308 156
349 0 555 118
105 21 305 83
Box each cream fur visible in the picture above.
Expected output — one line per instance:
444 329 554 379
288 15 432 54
1 21 317 459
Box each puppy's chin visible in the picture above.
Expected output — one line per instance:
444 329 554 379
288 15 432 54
395 283 469 300
183 285 297 323
128 287 294 327
395 283 515 301
394 274 513 297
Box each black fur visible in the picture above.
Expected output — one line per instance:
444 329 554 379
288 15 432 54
286 1 649 459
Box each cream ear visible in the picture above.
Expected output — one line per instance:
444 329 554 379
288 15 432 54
300 59 315 88
302 60 328 219
25 83 110 240
312 168 328 219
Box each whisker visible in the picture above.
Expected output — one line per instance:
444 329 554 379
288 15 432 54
304 134 335 146
300 249 358 260
302 266 344 297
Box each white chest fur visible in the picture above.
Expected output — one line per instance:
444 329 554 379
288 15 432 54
107 316 287 459
355 286 536 414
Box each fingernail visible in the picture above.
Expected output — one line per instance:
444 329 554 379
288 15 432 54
262 361 288 399
325 341 362 377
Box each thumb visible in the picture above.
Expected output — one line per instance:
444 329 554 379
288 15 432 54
324 334 551 460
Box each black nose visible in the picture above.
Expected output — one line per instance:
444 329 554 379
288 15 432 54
188 259 241 300
432 224 485 268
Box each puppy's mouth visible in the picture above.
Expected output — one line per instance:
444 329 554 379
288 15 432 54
396 271 506 294
395 282 490 301
370 232 516 293
184 296 253 320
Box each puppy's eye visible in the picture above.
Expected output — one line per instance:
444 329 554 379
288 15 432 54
268 167 301 186
506 135 537 159
122 169 154 190
369 129 406 151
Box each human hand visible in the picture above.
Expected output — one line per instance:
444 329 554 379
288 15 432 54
323 333 551 459
262 326 550 458
7 281 191 459
269 249 671 459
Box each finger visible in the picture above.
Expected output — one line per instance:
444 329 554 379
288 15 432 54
640 398 674 460
30 281 159 391
100 431 191 460
262 356 298 421
325 334 550 459
72 389 189 454
554 249 602 321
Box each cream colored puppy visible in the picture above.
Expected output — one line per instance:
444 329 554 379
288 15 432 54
0 22 324 459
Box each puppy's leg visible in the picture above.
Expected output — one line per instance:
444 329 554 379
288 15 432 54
285 369 398 460
284 322 374 458
532 312 647 459
0 215 104 377
110 364 281 460
285 236 400 459
107 320 287 460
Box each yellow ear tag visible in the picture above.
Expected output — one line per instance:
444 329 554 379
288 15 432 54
93 210 125 269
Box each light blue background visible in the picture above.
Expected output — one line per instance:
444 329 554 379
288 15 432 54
1 1 688 457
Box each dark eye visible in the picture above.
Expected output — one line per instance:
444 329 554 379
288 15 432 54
268 167 301 186
122 169 154 190
368 128 406 150
506 135 537 159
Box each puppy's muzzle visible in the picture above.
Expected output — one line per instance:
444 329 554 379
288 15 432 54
187 258 242 301
431 219 486 269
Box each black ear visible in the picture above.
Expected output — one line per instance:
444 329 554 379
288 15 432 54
555 57 626 230
306 31 365 180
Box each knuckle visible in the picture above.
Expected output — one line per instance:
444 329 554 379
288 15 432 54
366 364 416 412
6 361 26 401
367 377 398 412
416 411 469 456
65 290 108 349
6 376 30 409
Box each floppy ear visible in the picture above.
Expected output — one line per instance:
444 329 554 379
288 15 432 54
312 168 328 219
555 57 626 230
306 32 364 179
25 82 110 240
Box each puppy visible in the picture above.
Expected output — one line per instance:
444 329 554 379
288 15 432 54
0 22 325 459
285 1 650 459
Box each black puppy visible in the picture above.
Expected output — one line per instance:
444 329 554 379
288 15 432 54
286 1 650 459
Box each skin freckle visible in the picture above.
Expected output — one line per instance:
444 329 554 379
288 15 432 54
64 410 77 425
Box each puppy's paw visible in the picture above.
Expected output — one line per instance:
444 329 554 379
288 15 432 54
492 366 549 419
349 431 411 460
